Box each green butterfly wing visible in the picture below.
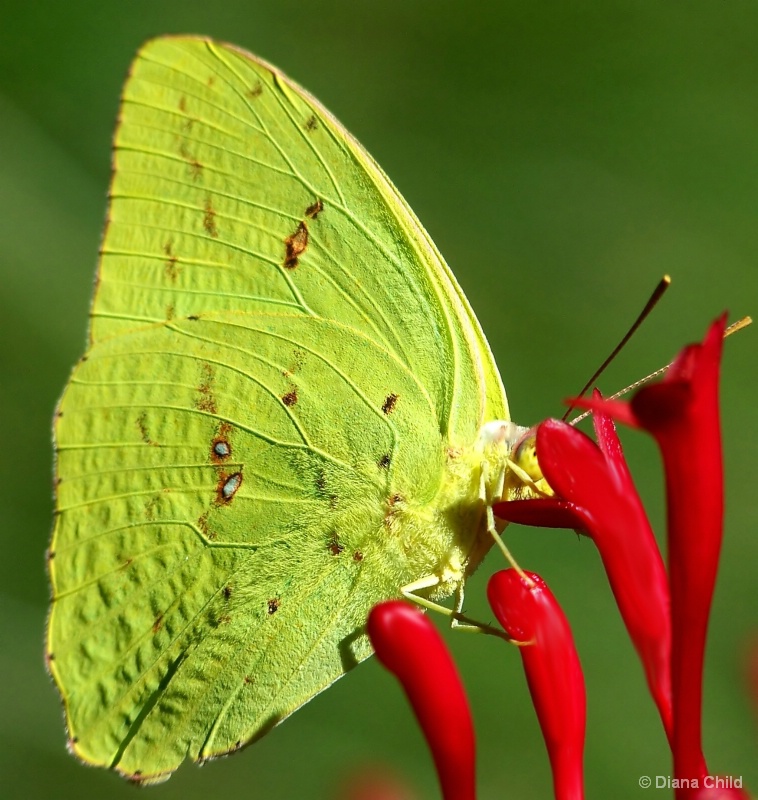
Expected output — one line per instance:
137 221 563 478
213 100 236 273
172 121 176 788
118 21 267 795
48 37 509 783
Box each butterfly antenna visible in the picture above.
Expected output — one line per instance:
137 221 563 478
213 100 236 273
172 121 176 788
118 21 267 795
568 315 753 425
561 275 672 422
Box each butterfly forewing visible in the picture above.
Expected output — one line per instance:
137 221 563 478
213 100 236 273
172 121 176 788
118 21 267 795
95 37 504 435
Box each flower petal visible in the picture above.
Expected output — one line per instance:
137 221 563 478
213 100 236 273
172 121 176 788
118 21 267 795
493 497 585 530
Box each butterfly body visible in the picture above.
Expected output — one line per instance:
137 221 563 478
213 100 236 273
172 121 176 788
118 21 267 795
48 37 518 782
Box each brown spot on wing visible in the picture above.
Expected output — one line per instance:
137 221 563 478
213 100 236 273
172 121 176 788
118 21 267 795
203 197 218 237
282 349 306 378
353 551 364 562
282 387 298 407
248 82 263 99
144 495 159 521
381 393 399 415
283 221 308 269
315 471 327 494
198 511 216 541
196 392 216 413
177 98 194 132
152 613 163 633
327 533 344 556
305 115 318 131
305 199 323 219
163 241 180 281
179 143 203 180
290 349 305 373
195 363 217 413
136 412 158 445
378 454 391 469
267 598 280 614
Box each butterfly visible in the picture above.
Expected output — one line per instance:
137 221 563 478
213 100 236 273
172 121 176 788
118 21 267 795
47 36 534 783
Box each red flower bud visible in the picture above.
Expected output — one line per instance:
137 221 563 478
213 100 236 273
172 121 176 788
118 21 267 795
366 601 476 800
487 570 586 800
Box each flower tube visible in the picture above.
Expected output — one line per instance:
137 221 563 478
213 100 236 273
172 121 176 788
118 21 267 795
366 601 476 800
487 569 586 800
630 317 725 790
565 316 729 793
495 409 673 743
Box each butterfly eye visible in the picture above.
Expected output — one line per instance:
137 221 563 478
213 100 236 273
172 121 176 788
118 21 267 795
513 435 543 483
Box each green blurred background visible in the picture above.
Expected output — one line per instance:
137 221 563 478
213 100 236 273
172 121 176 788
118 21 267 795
1 2 756 798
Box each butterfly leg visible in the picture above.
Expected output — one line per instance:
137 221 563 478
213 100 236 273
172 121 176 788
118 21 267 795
486 504 532 583
400 576 509 639
478 458 522 570
481 455 537 583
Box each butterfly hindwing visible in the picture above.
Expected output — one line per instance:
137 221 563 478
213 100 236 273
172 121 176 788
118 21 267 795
50 311 449 778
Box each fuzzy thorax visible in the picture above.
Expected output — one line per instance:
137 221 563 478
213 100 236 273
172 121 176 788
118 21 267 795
422 420 542 600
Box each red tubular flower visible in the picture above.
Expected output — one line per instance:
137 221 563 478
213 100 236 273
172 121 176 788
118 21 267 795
747 634 758 719
366 601 476 800
567 316 728 795
487 569 586 800
494 408 673 744
631 316 725 792
339 767 417 800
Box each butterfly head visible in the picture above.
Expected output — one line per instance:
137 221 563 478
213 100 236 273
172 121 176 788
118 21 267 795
476 421 553 503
